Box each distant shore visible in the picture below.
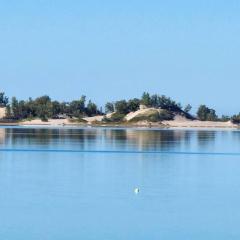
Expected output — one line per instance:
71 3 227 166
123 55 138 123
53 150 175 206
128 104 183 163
0 117 238 129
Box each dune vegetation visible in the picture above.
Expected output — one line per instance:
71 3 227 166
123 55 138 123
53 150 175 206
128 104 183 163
0 91 239 125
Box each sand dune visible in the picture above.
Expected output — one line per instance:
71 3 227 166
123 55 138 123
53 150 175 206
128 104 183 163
17 111 239 129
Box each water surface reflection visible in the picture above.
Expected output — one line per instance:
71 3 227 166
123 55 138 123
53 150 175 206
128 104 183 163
0 127 240 153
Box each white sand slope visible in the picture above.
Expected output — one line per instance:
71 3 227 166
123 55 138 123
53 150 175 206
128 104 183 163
124 108 161 121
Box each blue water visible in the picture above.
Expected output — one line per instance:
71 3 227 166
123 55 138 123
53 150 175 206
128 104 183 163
1 127 240 239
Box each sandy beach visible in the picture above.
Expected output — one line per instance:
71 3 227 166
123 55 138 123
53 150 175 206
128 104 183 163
162 115 238 128
20 119 78 126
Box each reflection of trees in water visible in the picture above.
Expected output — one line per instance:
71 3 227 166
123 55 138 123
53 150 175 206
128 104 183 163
0 128 217 151
102 129 128 150
231 131 240 141
103 129 127 141
196 131 216 147
105 129 193 151
103 129 129 150
131 130 193 151
4 128 99 149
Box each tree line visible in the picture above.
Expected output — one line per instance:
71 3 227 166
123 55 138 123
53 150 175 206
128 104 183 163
0 91 239 123
105 92 184 114
0 93 99 121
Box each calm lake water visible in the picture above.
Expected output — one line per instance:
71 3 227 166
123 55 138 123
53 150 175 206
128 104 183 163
1 126 240 239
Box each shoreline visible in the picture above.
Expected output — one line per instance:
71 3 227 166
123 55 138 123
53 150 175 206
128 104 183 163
0 118 239 130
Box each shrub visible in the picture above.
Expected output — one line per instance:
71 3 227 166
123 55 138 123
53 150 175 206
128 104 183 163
219 115 231 122
158 110 174 121
41 116 48 122
69 118 87 123
103 112 126 122
231 114 240 124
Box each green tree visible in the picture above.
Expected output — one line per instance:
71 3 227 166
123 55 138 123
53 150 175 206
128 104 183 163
18 100 28 119
34 95 52 120
231 113 240 124
184 104 192 113
150 94 159 108
0 92 8 107
70 102 83 117
69 96 86 117
157 95 181 112
5 105 11 118
24 98 36 118
208 109 218 121
60 102 70 115
52 101 61 116
141 92 152 107
115 100 129 114
86 100 97 116
127 98 140 112
11 97 19 119
197 105 218 121
105 102 114 113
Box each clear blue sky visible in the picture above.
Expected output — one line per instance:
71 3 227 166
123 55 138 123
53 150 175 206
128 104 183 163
0 0 239 115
